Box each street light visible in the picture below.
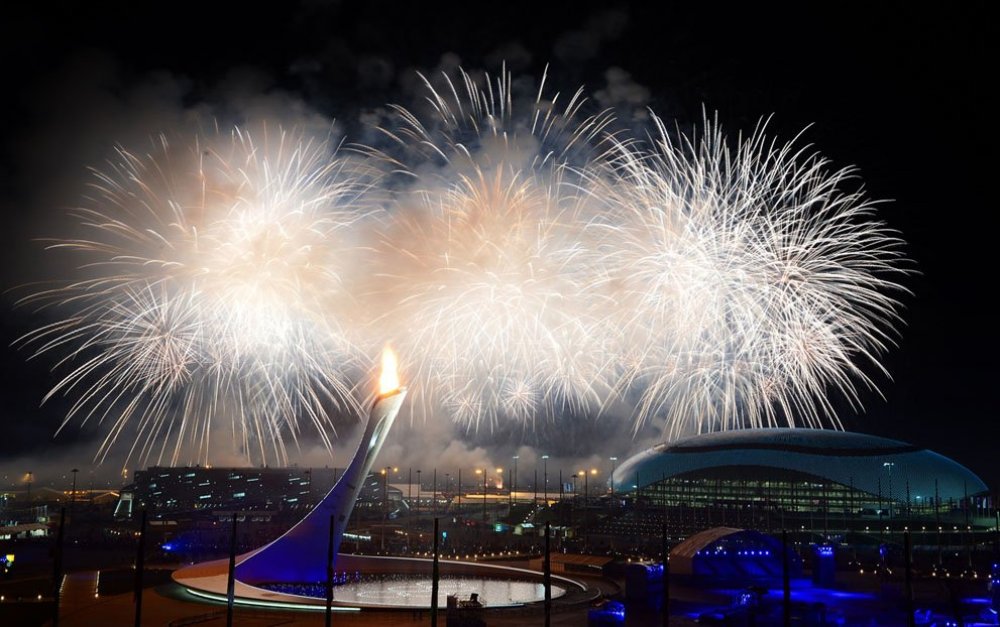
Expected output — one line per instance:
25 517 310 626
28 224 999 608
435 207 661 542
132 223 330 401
542 455 549 505
495 468 503 522
407 467 412 546
416 469 422 513
70 468 79 515
380 466 389 552
380 466 398 552
381 468 390 510
380 468 398 514
476 468 487 522
609 457 618 497
585 468 596 507
445 471 451 515
569 470 587 527
558 469 564 505
507 464 512 507
883 462 895 519
511 455 519 505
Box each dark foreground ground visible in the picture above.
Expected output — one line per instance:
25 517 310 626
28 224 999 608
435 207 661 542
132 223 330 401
1 569 698 627
1 558 995 625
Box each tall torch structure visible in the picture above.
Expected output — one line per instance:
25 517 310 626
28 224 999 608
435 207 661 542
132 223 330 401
235 348 407 584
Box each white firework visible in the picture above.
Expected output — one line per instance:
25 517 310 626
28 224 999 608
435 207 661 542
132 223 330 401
593 114 907 437
365 66 618 431
19 127 374 466
18 69 910 462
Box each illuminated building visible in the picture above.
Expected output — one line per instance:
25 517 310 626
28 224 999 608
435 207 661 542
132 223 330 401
602 429 990 536
121 467 401 519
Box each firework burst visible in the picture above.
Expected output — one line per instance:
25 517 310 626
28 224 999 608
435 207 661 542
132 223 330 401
365 66 617 430
594 114 908 437
19 128 374 466
18 68 909 463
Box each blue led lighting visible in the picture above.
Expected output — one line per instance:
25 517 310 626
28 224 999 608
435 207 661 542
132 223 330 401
185 587 361 612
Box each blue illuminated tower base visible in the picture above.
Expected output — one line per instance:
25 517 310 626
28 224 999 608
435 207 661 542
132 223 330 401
235 389 406 584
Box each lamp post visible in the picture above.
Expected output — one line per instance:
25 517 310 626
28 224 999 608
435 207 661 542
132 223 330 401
507 465 513 508
476 469 487 523
542 455 549 505
382 467 389 552
586 469 598 548
883 462 895 519
559 469 563 506
407 467 412 550
495 467 503 522
53 507 65 627
609 457 618 497
134 509 146 627
382 467 391 516
325 514 335 627
585 469 596 507
571 473 579 531
70 468 79 517
381 466 397 552
512 455 519 505
416 470 422 514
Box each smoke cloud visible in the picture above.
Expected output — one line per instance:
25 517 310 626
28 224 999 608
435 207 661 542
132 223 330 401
0 4 915 488
0 47 665 486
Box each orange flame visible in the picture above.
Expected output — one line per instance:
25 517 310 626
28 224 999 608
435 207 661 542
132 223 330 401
379 346 400 395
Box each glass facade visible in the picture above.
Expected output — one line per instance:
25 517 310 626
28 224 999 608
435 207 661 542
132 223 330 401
621 467 989 535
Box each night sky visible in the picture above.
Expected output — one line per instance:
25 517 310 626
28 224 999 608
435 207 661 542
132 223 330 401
0 2 993 486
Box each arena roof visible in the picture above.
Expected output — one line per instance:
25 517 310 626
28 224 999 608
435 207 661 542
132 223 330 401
611 429 987 503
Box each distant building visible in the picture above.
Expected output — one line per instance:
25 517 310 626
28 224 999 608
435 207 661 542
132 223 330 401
1 488 120 533
600 429 991 539
117 466 402 519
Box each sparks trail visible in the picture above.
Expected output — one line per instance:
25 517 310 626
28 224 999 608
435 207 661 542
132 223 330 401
19 128 375 467
18 68 908 463
592 113 908 437
366 65 619 431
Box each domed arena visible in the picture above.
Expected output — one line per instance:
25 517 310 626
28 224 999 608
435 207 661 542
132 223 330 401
603 429 989 539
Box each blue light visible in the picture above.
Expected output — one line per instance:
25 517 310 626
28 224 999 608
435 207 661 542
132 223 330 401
607 601 625 618
588 600 626 623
